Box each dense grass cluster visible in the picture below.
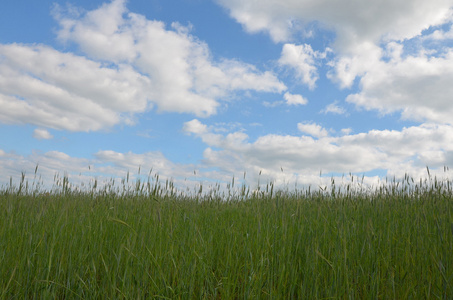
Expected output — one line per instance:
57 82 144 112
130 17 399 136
0 172 452 299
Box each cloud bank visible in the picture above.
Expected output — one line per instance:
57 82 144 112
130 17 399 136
217 0 453 126
4 121 453 192
184 120 453 185
0 0 285 132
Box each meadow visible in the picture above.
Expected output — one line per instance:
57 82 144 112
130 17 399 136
0 171 452 299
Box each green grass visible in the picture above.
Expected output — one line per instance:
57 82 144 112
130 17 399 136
0 173 452 299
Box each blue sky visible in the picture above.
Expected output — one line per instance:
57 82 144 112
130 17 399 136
1 0 453 191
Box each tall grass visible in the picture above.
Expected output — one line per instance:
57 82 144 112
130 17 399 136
0 171 452 298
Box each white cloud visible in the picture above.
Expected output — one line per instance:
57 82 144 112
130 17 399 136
183 119 247 149
321 101 347 115
279 44 324 89
216 0 453 88
94 150 180 176
263 101 284 107
53 0 136 63
297 122 328 138
346 48 453 124
341 128 353 135
3 122 453 191
0 0 285 132
326 42 384 88
215 0 453 123
183 119 208 135
423 24 453 40
54 0 286 112
216 0 452 45
0 147 248 195
184 120 453 186
284 92 308 106
0 43 147 131
33 129 54 140
0 150 92 189
183 119 223 147
0 148 199 191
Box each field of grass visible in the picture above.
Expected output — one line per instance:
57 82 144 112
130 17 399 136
0 172 452 299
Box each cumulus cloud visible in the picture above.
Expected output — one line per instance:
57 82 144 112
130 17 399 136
0 0 285 132
216 0 452 46
216 0 453 96
183 119 247 149
183 119 208 135
279 44 326 89
94 150 182 176
0 43 148 131
0 148 198 191
284 92 308 106
0 150 92 189
321 101 347 115
346 48 453 124
54 0 286 113
263 92 308 107
216 0 453 126
0 147 249 195
297 122 329 138
341 128 353 135
3 122 453 190
33 129 53 140
183 120 453 185
423 24 453 41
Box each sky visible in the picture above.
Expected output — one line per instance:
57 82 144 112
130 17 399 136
1 0 453 192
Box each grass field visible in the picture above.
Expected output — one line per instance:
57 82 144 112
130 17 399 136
0 172 452 299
